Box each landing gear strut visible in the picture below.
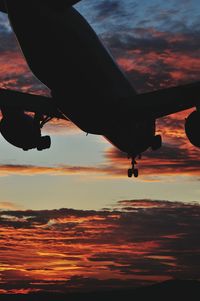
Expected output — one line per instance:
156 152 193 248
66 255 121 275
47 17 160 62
128 158 139 178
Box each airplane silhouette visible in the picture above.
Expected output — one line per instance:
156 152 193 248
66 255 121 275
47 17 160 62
0 0 200 177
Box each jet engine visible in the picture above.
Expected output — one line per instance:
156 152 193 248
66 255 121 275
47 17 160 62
185 110 200 147
0 112 51 151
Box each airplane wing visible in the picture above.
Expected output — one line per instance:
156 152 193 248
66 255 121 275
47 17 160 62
0 81 199 123
128 81 200 120
0 88 65 119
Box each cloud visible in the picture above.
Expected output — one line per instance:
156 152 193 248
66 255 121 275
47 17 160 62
104 142 200 178
0 199 199 294
103 27 200 92
94 1 124 21
0 201 23 210
0 14 49 95
0 163 111 177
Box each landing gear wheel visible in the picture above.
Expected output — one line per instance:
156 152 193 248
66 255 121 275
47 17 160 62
128 168 133 178
151 135 162 151
127 156 139 178
133 168 138 178
37 136 51 151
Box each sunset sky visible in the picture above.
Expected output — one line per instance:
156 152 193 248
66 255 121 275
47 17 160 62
1 200 200 294
0 0 200 295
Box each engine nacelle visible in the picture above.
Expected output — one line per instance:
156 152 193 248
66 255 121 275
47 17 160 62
0 113 51 151
185 110 200 147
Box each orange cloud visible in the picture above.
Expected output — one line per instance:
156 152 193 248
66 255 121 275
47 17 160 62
0 49 49 95
0 200 199 294
43 118 79 135
0 164 109 176
0 201 23 210
118 49 200 90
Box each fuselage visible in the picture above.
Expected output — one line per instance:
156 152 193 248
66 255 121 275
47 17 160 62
5 0 155 156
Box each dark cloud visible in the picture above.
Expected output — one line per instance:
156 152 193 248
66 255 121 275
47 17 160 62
102 27 200 92
91 1 200 92
104 142 200 177
94 1 124 20
0 199 200 293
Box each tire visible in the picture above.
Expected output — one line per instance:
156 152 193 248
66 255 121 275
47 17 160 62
133 169 138 178
37 136 51 151
128 169 133 178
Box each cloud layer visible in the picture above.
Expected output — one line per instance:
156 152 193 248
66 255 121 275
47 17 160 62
0 199 199 294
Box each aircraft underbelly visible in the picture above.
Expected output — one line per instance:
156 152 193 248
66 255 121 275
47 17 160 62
105 120 155 155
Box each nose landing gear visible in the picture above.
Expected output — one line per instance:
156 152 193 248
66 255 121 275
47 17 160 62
128 158 139 178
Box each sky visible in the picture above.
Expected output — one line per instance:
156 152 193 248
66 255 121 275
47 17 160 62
0 0 200 295
0 1 200 210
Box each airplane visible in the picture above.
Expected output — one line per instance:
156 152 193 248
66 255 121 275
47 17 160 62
0 0 200 178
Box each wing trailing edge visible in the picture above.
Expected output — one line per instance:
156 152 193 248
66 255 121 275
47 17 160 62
125 81 200 120
0 88 64 119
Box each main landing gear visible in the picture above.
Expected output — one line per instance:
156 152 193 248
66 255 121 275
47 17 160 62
127 135 162 178
128 158 139 178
